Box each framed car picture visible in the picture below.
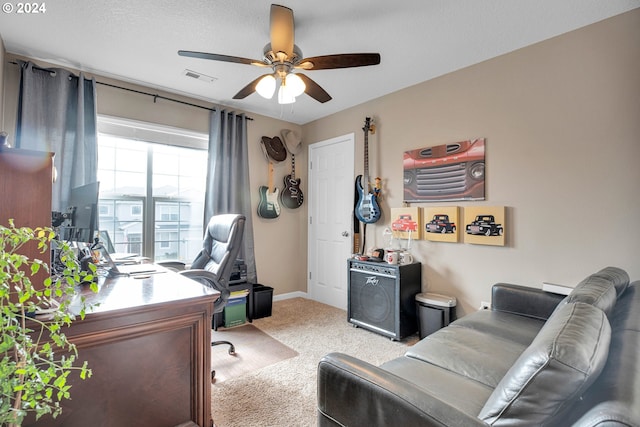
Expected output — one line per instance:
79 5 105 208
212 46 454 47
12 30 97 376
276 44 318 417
423 206 459 243
403 138 486 202
463 206 506 246
390 207 422 240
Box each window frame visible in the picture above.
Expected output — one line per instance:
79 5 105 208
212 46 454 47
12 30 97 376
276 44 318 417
97 115 208 261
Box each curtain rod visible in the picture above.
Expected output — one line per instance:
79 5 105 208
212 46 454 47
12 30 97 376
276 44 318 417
9 61 253 120
95 81 253 120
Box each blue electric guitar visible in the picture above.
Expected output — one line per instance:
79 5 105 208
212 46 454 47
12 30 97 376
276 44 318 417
355 117 381 224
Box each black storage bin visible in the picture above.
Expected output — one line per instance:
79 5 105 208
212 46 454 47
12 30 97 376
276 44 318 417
253 284 273 319
415 292 457 339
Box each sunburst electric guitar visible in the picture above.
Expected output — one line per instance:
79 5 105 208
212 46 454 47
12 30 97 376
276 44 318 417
355 117 381 224
257 161 281 219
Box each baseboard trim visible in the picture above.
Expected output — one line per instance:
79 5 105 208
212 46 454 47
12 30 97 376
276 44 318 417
273 291 308 302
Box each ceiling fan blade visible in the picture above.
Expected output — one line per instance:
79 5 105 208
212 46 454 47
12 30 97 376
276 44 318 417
297 53 381 70
297 73 332 103
270 4 294 57
232 75 267 99
178 50 265 66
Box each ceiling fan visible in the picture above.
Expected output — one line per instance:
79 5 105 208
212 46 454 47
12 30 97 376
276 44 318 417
178 4 381 104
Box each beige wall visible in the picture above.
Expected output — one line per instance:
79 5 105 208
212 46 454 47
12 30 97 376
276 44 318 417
302 9 640 315
2 56 306 297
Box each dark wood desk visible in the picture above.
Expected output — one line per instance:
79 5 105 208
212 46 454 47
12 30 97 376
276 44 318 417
27 268 218 427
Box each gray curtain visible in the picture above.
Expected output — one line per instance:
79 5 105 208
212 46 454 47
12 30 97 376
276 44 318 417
15 61 98 211
206 109 257 284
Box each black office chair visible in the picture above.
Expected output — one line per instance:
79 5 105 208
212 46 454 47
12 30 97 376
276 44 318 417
163 214 246 379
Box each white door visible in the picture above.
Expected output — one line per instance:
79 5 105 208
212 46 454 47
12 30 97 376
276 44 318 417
308 133 355 310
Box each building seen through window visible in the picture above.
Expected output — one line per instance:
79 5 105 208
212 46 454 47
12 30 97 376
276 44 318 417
97 117 207 262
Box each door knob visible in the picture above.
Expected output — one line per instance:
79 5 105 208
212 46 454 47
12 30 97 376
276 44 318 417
341 231 349 237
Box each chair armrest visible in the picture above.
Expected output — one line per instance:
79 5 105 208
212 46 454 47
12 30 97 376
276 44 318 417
317 353 487 427
178 269 228 313
156 260 187 271
491 283 566 321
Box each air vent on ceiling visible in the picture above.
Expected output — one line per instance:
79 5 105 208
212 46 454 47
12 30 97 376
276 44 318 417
182 69 217 83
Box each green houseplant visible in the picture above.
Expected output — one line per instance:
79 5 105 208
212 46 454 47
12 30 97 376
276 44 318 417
0 220 97 426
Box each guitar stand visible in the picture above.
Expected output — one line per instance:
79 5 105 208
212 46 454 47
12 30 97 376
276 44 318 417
360 223 367 256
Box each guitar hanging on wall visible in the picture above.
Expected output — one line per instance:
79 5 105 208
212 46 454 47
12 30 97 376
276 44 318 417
355 117 381 224
257 160 281 219
280 153 304 209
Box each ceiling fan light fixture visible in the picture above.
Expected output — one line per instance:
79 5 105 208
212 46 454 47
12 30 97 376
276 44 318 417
278 84 296 104
256 74 276 99
285 73 306 97
178 5 380 105
276 72 305 104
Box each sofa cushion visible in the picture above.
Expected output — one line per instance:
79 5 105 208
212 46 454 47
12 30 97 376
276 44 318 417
451 309 545 346
566 274 617 316
609 281 640 331
590 266 630 297
380 356 493 418
478 302 611 426
546 283 640 425
406 324 529 388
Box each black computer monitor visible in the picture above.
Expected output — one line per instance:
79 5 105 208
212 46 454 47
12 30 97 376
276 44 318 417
67 182 100 244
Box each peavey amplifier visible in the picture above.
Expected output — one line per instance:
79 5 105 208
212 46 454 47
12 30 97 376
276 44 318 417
348 259 421 340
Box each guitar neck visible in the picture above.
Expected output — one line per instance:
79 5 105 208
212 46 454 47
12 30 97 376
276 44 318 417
291 154 296 180
268 161 274 191
363 132 369 185
363 117 371 188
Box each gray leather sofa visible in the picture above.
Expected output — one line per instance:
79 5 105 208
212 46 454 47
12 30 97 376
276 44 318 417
317 267 639 426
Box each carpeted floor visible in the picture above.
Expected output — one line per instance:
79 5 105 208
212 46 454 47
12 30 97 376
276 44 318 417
210 297 418 427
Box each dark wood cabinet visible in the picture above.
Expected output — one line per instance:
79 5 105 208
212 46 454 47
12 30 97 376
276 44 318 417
0 148 53 228
0 148 54 289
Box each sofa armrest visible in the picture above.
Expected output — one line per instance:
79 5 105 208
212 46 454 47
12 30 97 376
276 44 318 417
317 353 487 427
491 283 565 321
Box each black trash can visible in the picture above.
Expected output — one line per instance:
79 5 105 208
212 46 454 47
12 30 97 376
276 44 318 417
253 284 274 319
415 292 457 339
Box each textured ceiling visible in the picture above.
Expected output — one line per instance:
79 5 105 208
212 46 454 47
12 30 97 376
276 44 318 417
1 0 638 124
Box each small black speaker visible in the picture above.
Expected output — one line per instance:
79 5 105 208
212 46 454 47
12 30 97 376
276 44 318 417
348 260 421 340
